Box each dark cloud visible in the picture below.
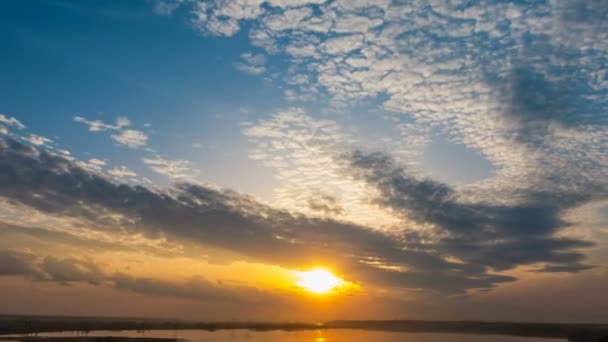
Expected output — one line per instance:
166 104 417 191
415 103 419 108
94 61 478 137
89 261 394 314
307 194 344 215
40 256 104 285
556 0 608 26
470 3 608 154
0 220 187 258
111 274 282 305
345 150 596 273
0 138 596 295
533 263 596 273
499 65 602 130
0 249 102 285
0 248 284 307
0 250 39 277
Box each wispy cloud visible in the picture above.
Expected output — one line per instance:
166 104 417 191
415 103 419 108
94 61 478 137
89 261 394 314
142 155 198 181
242 108 401 228
0 246 294 312
234 52 267 75
0 114 25 130
111 129 148 149
74 116 130 132
74 115 149 149
107 166 137 178
25 134 53 146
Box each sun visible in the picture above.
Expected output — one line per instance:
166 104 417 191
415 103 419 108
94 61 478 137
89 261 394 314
295 268 345 294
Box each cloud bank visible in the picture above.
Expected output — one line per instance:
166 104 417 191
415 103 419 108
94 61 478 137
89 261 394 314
0 137 598 295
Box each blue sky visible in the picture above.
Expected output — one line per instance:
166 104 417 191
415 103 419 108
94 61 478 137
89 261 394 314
1 0 290 194
1 0 497 194
0 0 607 321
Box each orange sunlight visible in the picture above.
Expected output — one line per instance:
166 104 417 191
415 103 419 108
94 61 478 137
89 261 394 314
294 268 346 294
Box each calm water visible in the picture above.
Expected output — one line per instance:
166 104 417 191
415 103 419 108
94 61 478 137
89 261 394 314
10 329 565 342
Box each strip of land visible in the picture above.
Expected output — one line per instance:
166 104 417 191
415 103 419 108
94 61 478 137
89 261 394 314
0 315 606 342
0 337 184 342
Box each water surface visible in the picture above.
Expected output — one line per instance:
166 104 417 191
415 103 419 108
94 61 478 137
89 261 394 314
25 329 565 342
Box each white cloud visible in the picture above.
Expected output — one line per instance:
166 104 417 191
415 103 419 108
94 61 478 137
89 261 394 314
26 134 52 146
111 129 148 149
332 14 382 33
235 64 266 75
183 0 605 206
321 34 364 55
0 114 25 129
107 166 137 178
267 0 326 7
285 44 318 58
153 0 185 16
74 116 130 132
143 156 198 181
190 0 327 36
0 126 7 135
264 7 312 31
241 52 266 65
88 158 106 167
74 158 106 174
234 52 267 74
243 108 401 229
73 115 148 149
164 0 608 258
249 28 279 53
332 0 391 11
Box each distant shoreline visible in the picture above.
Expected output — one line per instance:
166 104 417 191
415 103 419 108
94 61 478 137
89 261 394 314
0 337 184 342
1 316 607 342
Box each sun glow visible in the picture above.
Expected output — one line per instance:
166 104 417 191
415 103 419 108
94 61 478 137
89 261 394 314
295 268 345 294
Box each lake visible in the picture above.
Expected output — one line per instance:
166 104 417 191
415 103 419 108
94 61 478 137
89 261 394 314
10 329 565 342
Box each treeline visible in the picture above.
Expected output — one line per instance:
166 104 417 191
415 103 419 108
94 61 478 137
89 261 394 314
0 316 319 335
1 316 608 342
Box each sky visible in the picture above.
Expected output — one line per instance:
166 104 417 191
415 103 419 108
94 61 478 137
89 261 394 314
0 0 607 322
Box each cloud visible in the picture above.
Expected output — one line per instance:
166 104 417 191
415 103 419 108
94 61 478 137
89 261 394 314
0 250 38 277
74 115 148 148
1 137 599 294
75 158 106 173
142 155 197 181
26 134 53 146
533 263 595 273
0 114 25 129
162 0 608 214
111 273 279 305
242 108 401 228
0 246 290 309
153 0 186 16
107 166 137 178
344 150 600 273
0 219 185 258
88 158 106 167
0 249 104 286
321 34 364 55
111 129 148 148
234 52 267 75
74 116 130 132
189 0 326 36
41 255 104 285
307 193 343 215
